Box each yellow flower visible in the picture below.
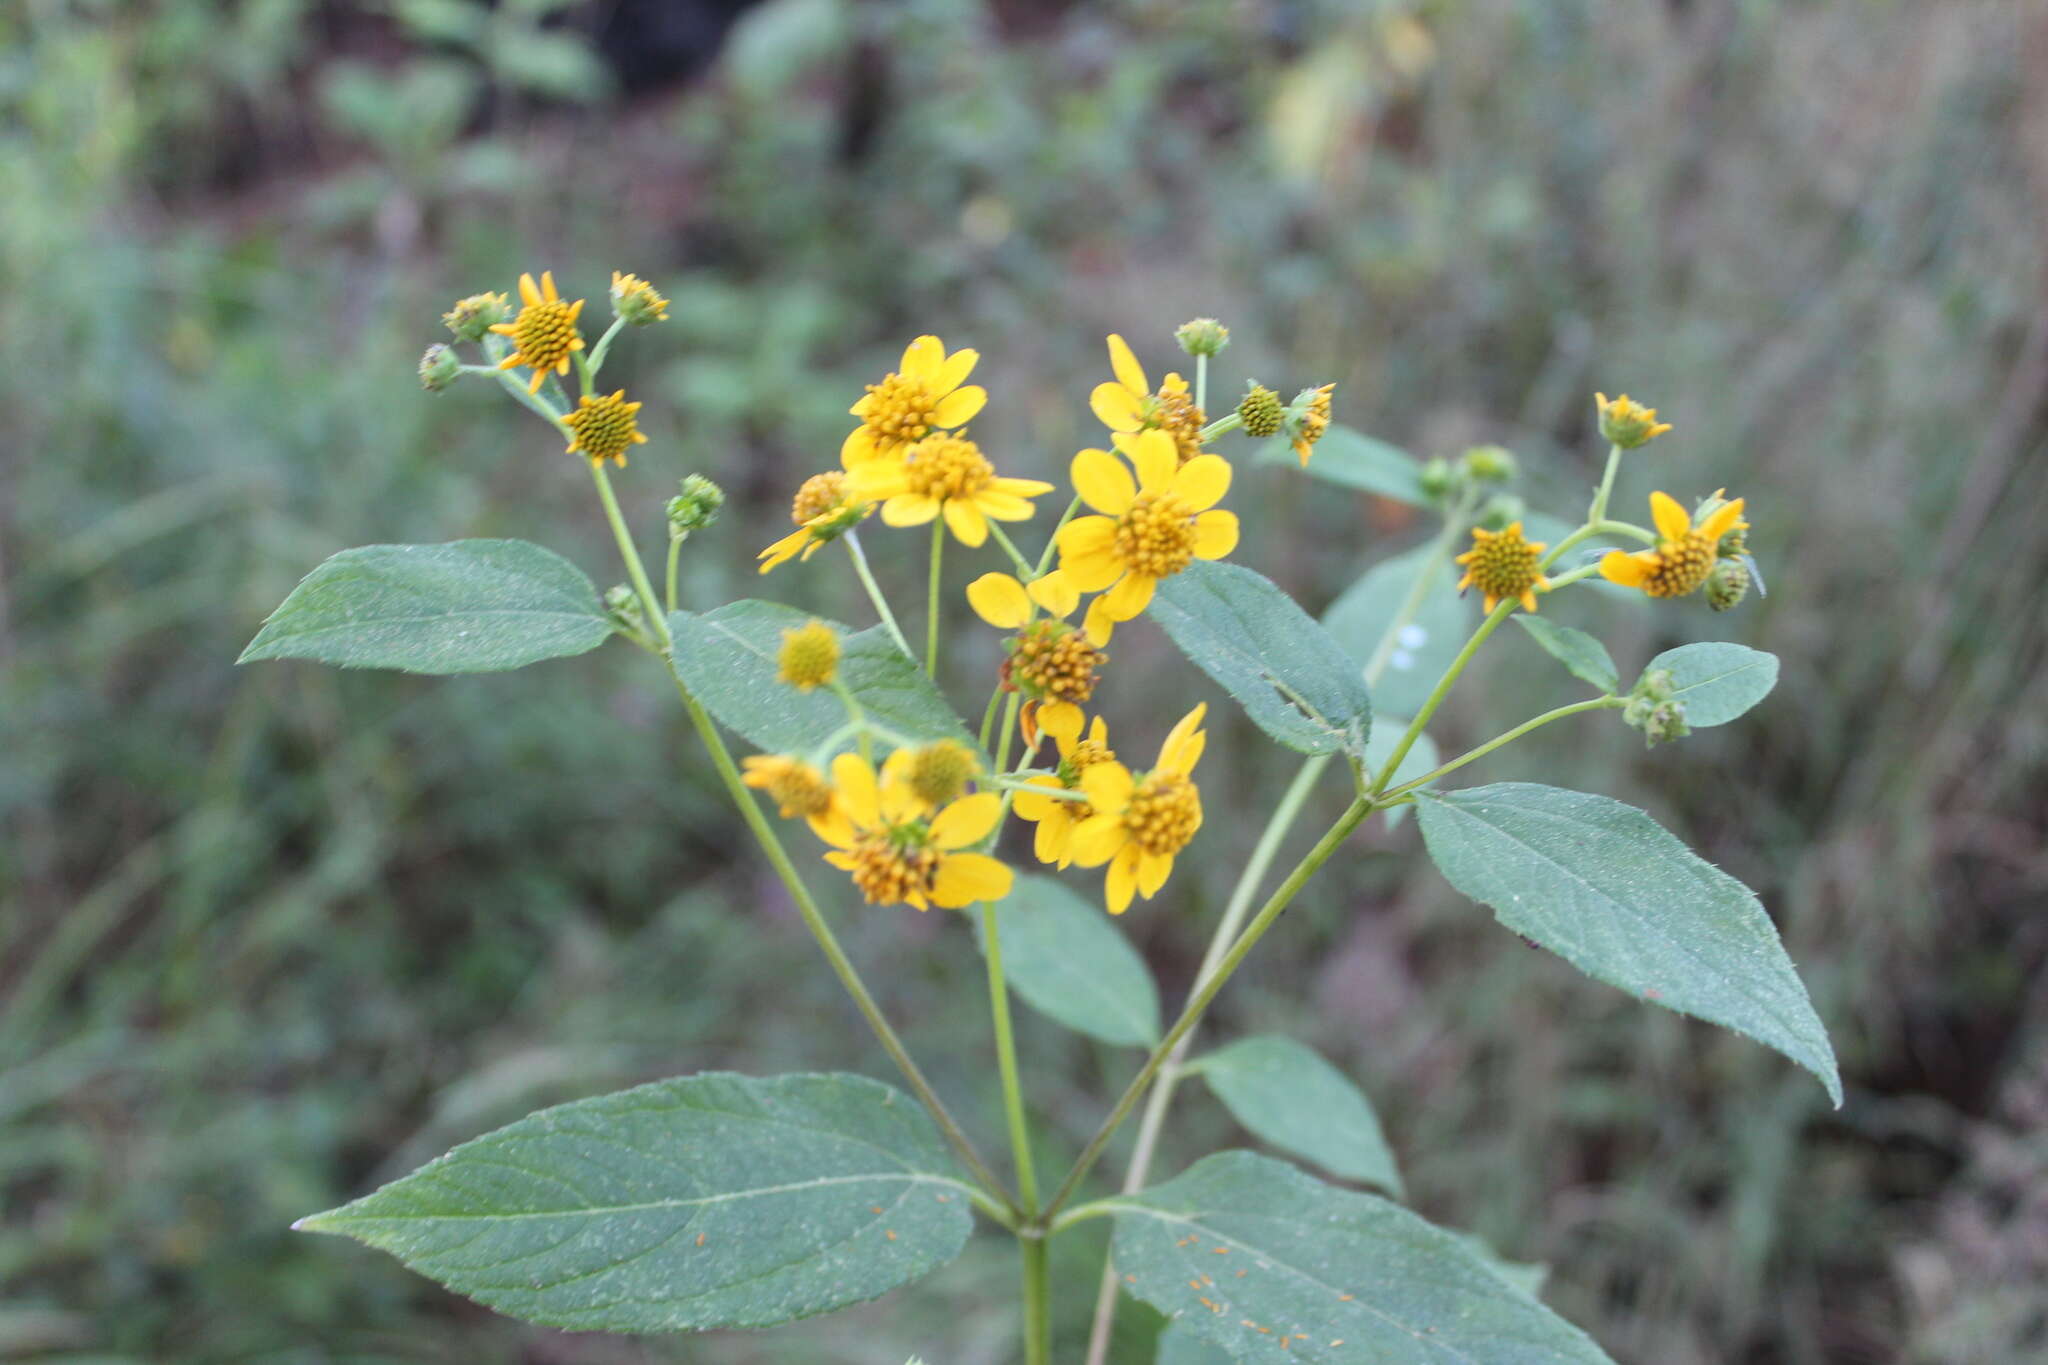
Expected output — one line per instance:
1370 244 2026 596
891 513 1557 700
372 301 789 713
967 570 1106 746
1055 429 1239 643
1064 705 1207 915
1089 334 1207 464
841 335 986 466
609 271 669 324
1595 392 1673 449
777 619 840 691
1454 521 1551 614
1011 708 1118 869
490 271 585 394
847 433 1053 548
882 740 981 811
819 753 1013 910
1288 383 1334 466
742 754 853 845
1601 491 1748 599
759 471 874 573
561 389 648 467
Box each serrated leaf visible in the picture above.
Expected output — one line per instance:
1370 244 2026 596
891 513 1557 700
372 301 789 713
239 540 614 673
1110 1152 1612 1363
1514 616 1620 693
1149 561 1371 758
1323 542 1474 719
1191 1036 1401 1194
976 875 1160 1047
297 1072 976 1332
1255 426 1424 505
1414 783 1840 1105
1641 642 1778 727
668 602 977 758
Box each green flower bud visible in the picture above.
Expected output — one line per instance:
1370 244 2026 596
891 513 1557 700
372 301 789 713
417 343 461 393
1477 493 1526 530
610 271 670 326
442 292 510 343
667 474 726 535
1595 392 1672 449
1418 456 1458 502
1237 383 1284 438
1460 444 1519 484
1706 555 1751 612
1175 317 1231 358
603 583 646 635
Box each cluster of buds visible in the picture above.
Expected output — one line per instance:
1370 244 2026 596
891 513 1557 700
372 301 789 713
668 474 726 537
1421 444 1525 508
1622 668 1689 747
603 583 646 638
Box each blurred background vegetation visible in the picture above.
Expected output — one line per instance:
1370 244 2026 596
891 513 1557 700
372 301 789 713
4 1 2046 1361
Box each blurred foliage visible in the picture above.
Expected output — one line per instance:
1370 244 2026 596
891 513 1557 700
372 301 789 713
3 1 2046 1362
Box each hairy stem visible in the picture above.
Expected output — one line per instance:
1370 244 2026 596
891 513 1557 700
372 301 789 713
1377 695 1626 802
845 531 915 661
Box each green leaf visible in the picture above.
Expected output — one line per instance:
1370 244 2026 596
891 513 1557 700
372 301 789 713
239 540 614 673
976 875 1160 1047
297 1072 976 1332
1414 783 1841 1105
1190 1036 1401 1194
1364 718 1439 829
1642 642 1778 727
668 602 976 758
1110 1152 1612 1363
1513 616 1620 693
1323 541 1474 719
1149 561 1372 759
1255 425 1424 505
1158 1320 1235 1364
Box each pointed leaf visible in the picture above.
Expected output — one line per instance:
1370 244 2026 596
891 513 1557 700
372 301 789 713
976 875 1160 1047
297 1072 976 1331
1109 1152 1612 1363
1149 561 1371 758
669 602 977 757
1323 542 1474 718
1415 783 1840 1105
1641 642 1778 727
1191 1036 1401 1194
240 540 613 673
1513 616 1620 693
1255 426 1425 505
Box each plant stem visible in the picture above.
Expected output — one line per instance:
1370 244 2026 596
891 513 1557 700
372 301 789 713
584 316 628 376
978 684 1005 753
1021 1235 1051 1365
926 519 944 677
1377 695 1626 802
665 534 682 615
983 904 1039 1211
844 531 915 661
1042 795 1372 1221
1587 441 1624 525
986 521 1035 579
1034 494 1082 576
1195 352 1208 414
1368 598 1517 797
590 462 669 648
664 667 1016 1215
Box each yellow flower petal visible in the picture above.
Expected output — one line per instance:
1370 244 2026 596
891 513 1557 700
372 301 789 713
848 462 907 499
1090 382 1144 433
806 809 855 848
1171 454 1232 512
1033 812 1071 866
1137 850 1174 899
932 385 986 427
1038 700 1084 750
1101 571 1156 621
975 490 1039 522
943 497 989 546
900 334 944 381
1083 595 1115 646
840 425 878 467
932 851 1013 908
1700 497 1746 542
1105 333 1147 397
967 572 1033 628
1157 703 1207 772
1104 845 1141 914
1122 429 1178 493
934 346 979 396
1650 491 1691 543
1600 549 1654 587
882 493 941 527
1068 814 1128 869
517 272 542 306
757 526 812 574
930 791 1004 849
830 753 879 826
1072 448 1137 516
1013 776 1067 822
1192 508 1239 560
1079 760 1133 814
1027 570 1079 618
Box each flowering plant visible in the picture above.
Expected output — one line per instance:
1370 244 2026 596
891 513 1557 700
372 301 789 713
246 278 1834 1363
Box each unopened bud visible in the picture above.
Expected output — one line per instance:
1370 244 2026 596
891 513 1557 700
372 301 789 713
603 583 645 635
1706 556 1751 612
1418 456 1458 502
668 474 726 535
442 292 510 343
1175 317 1231 358
610 271 670 326
777 620 840 692
1460 444 1519 484
1640 700 1690 747
1595 392 1673 450
902 740 979 807
418 343 461 392
1237 383 1284 438
1477 493 1526 530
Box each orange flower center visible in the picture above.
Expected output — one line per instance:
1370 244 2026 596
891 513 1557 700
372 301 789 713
765 765 833 819
1644 530 1719 598
1123 772 1201 858
792 471 851 524
1146 387 1207 464
1051 740 1117 823
1464 530 1542 603
510 299 580 372
565 393 640 464
861 372 939 446
1114 491 1198 578
845 827 940 905
1012 621 1107 704
902 435 993 502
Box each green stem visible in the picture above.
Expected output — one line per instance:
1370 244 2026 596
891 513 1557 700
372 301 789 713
665 534 683 615
829 677 873 763
977 684 1005 753
585 316 629 377
665 667 1016 1214
926 519 945 677
1034 494 1083 576
1021 1236 1052 1365
1195 352 1209 415
1363 491 1476 687
590 462 669 648
983 905 1039 1211
494 371 571 433
1378 695 1626 802
1587 441 1624 525
986 521 1035 579
1196 411 1243 443
1368 598 1517 798
993 692 1023 776
845 532 915 661
1042 796 1372 1220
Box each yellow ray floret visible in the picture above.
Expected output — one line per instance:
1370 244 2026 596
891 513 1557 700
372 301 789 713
1454 521 1551 614
841 335 986 466
759 471 874 573
490 271 586 394
742 754 853 846
1061 704 1207 914
1600 491 1748 599
1013 709 1118 869
1595 392 1673 449
847 433 1053 547
1054 429 1239 644
818 753 1013 911
1089 334 1206 463
967 570 1103 746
